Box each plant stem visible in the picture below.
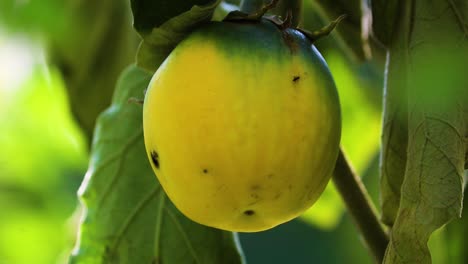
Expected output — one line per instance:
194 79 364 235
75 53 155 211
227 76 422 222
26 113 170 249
332 149 389 263
273 0 302 27
240 0 265 13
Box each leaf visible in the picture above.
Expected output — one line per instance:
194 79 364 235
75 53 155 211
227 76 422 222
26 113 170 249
379 59 408 226
52 0 137 141
370 0 399 47
379 96 407 228
378 2 411 226
131 0 215 37
384 97 466 263
383 1 468 262
0 0 137 141
70 65 244 264
0 0 72 39
133 0 221 72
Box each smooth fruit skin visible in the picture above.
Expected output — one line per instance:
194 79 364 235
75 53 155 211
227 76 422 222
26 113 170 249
143 20 341 232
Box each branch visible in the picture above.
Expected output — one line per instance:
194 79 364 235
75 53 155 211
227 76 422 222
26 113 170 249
332 148 389 263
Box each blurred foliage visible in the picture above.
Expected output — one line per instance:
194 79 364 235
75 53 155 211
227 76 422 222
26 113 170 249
0 0 72 40
0 0 138 141
0 35 87 264
53 0 137 141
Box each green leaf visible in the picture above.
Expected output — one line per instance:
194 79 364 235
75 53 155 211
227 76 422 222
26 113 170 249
131 0 215 37
370 0 399 47
384 92 466 263
378 1 411 226
70 65 244 264
134 0 221 72
0 0 72 39
0 0 137 141
383 1 468 262
379 55 408 226
52 0 137 140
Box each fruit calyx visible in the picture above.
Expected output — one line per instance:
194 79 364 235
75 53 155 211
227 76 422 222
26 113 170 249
223 0 346 43
296 15 347 42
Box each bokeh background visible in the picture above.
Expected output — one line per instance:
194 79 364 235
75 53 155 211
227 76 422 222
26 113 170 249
0 0 460 263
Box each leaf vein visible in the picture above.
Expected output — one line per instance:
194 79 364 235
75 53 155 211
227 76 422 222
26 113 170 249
95 129 143 210
165 207 202 264
111 184 162 249
426 116 464 139
154 190 166 261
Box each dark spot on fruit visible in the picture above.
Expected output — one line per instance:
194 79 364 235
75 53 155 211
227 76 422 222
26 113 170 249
244 210 255 216
203 169 208 174
288 184 293 191
150 151 159 169
250 193 259 199
251 184 261 190
293 76 300 82
274 192 282 200
267 174 274 179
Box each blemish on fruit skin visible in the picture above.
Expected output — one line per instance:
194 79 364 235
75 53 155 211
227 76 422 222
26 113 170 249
293 76 300 82
248 200 260 206
250 193 260 199
267 174 274 179
251 184 261 190
282 30 299 53
203 169 209 174
250 185 261 201
244 210 255 216
150 151 159 169
274 192 282 200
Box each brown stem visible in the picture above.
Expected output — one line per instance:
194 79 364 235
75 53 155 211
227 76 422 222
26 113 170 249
332 148 389 263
